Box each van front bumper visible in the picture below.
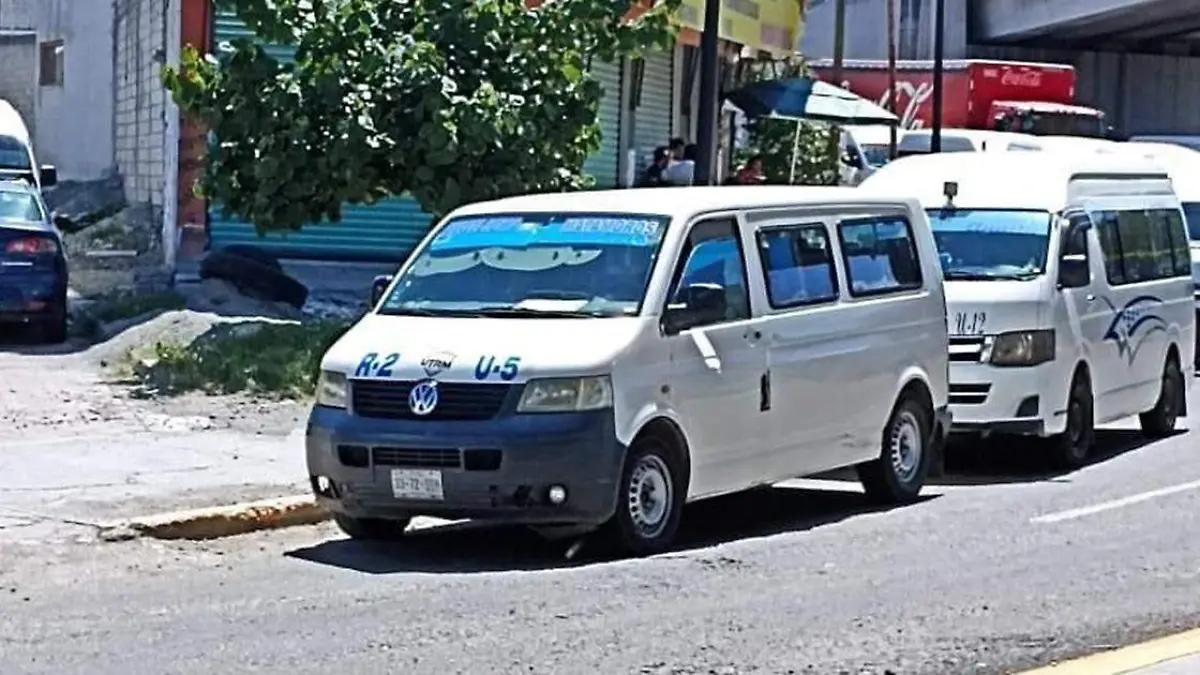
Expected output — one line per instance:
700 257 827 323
305 405 626 526
946 361 1063 437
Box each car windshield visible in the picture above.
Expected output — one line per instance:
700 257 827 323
379 212 670 318
0 135 30 171
0 189 43 223
1182 202 1200 242
927 208 1052 280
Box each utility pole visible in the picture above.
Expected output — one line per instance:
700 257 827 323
886 0 898 159
827 0 846 184
930 0 945 152
693 0 722 185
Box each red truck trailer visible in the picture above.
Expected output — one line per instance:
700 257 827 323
808 58 1109 138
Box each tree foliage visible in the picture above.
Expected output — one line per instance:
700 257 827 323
733 56 838 186
163 0 680 233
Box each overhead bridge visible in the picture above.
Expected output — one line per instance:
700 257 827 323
973 0 1200 54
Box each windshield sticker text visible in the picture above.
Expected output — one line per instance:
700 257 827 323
355 352 400 378
474 355 521 381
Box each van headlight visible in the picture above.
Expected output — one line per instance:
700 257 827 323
989 330 1055 367
517 376 613 413
315 370 348 408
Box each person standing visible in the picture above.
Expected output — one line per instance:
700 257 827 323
637 146 672 187
663 143 697 185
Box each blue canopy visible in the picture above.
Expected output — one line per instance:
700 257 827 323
725 77 899 125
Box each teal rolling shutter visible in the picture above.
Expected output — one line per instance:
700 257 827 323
632 49 674 173
208 13 433 262
583 59 622 188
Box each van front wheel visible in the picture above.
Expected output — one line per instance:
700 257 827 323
857 396 932 504
1140 356 1183 438
606 437 686 557
1050 375 1094 470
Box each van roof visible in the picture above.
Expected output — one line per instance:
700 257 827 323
451 186 920 221
860 151 1171 210
0 100 30 142
1118 142 1200 201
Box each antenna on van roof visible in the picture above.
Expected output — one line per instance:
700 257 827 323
943 181 958 208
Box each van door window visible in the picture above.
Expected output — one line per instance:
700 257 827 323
0 135 30 171
836 216 924 297
1160 208 1192 277
668 218 751 326
756 223 839 308
1091 208 1191 285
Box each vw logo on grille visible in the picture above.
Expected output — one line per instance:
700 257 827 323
408 380 439 416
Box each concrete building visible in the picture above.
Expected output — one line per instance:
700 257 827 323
800 0 1200 135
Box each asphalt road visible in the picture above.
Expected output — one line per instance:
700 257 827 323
2 393 1199 675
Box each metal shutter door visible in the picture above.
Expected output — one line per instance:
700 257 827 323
207 13 434 262
582 59 622 189
632 50 674 173
0 36 36 141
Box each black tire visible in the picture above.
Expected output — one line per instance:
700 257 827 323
333 513 412 541
220 244 282 271
857 394 933 504
1049 374 1095 470
199 249 309 309
605 435 687 557
1140 355 1184 438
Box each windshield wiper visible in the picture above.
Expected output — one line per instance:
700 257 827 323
378 307 479 317
943 270 1039 281
470 306 607 319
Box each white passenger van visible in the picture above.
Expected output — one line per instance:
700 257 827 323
896 128 1043 157
861 152 1195 468
0 100 56 191
307 187 952 555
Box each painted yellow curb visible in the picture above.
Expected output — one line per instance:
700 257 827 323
1017 627 1200 674
100 495 330 541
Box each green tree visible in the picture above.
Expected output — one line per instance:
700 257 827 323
732 56 838 185
163 0 679 233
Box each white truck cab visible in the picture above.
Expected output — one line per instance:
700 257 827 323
862 152 1195 468
307 187 951 555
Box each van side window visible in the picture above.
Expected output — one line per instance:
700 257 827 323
1161 208 1192 277
669 218 751 325
836 216 923 297
1093 208 1191 285
756 224 839 308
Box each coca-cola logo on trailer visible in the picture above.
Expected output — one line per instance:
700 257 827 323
848 79 934 129
1000 70 1043 87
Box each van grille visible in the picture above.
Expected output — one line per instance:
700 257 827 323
351 380 511 421
948 335 985 363
949 382 991 405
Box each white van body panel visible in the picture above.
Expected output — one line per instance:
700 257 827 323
0 100 41 190
862 152 1194 435
311 186 951 526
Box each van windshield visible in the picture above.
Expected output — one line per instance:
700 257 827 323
379 212 670 318
926 208 1052 280
0 135 30 171
1182 203 1200 241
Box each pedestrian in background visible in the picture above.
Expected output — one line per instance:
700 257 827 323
663 143 697 185
637 146 672 187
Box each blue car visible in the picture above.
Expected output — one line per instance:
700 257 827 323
0 180 70 343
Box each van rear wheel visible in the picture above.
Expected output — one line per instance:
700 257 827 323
857 395 932 504
1140 356 1183 438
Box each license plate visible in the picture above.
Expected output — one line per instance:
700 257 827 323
390 469 444 500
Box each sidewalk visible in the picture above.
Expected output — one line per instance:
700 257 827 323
0 423 307 543
1130 653 1200 674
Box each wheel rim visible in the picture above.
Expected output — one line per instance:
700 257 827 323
889 410 923 485
627 454 673 539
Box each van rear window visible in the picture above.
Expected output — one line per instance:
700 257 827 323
1182 203 1200 241
0 135 30 171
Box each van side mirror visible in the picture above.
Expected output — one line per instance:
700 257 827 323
370 274 393 307
39 165 57 188
663 282 726 334
1058 253 1089 289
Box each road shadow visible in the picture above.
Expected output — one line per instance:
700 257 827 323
284 485 937 575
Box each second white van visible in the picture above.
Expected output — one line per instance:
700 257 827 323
0 100 56 191
862 152 1195 468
